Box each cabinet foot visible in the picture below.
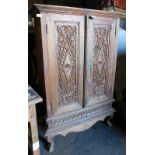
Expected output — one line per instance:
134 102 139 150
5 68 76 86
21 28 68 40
49 141 55 152
106 119 112 127
103 114 114 127
47 138 55 152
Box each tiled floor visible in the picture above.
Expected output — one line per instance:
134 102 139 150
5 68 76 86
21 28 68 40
38 121 126 155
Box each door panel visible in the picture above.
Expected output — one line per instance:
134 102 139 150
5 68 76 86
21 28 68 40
46 14 84 115
85 16 117 106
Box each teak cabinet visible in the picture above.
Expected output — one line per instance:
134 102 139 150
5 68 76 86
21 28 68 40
34 4 120 152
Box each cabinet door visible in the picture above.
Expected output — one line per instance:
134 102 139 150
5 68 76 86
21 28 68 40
43 14 84 115
85 16 119 106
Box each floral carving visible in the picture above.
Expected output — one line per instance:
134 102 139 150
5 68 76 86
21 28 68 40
48 103 112 127
93 27 110 97
56 25 77 106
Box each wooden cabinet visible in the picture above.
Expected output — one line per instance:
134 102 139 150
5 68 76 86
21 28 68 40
34 4 119 152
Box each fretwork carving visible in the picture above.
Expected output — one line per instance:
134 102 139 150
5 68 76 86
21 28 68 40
92 27 110 97
48 103 112 127
56 25 77 106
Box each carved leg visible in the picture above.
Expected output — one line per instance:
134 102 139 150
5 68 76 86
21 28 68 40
103 114 114 127
106 119 112 127
46 136 55 153
106 114 113 127
49 139 55 152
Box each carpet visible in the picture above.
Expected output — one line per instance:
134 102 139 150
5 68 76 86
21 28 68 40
38 121 126 155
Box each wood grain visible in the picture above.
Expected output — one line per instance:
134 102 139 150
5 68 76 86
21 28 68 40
85 16 117 106
35 4 125 18
34 4 120 152
28 105 40 155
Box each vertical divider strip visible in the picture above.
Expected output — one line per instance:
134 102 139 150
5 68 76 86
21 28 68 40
83 15 88 108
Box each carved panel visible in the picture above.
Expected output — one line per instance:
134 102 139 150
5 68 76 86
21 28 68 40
56 25 77 106
48 102 113 127
92 27 110 97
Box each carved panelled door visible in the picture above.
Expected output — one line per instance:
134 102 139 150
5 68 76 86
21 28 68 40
45 14 84 115
85 16 118 106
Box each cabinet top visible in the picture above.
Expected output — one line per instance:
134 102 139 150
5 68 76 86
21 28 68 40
35 4 125 19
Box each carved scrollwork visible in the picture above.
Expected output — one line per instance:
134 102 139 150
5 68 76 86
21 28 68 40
63 54 72 81
92 27 110 97
48 103 112 127
56 25 77 106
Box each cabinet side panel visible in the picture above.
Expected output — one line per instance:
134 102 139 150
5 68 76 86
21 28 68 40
39 13 54 116
110 18 120 95
34 17 47 116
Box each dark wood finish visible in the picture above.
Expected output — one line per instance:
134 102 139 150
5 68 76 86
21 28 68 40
114 0 126 10
44 0 84 7
35 4 125 18
34 4 119 152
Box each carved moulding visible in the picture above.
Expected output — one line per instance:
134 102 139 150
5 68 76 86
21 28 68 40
45 98 115 138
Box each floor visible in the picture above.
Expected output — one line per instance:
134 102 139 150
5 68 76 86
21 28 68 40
37 121 126 155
